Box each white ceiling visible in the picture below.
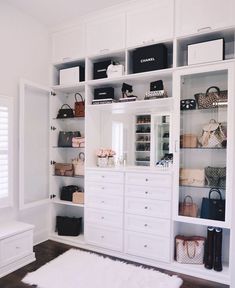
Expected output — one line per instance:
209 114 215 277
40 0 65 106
6 0 130 29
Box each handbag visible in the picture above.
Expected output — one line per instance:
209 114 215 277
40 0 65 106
205 166 226 189
60 185 79 201
74 93 85 117
198 119 227 148
180 134 197 148
180 99 196 110
72 191 84 204
56 216 82 236
200 188 225 221
179 168 205 187
58 131 81 147
175 235 205 264
72 152 85 176
179 195 198 217
194 86 228 109
54 163 74 177
72 137 85 148
56 104 74 119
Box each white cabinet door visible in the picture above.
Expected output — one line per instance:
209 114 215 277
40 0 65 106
126 0 174 48
175 0 235 37
52 26 85 63
86 14 125 56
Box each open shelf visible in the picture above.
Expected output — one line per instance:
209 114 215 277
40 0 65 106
52 199 84 208
52 82 85 93
50 232 86 245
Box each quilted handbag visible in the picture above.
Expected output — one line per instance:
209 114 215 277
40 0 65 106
58 131 81 147
175 235 205 264
180 99 196 110
200 188 225 221
179 168 205 187
194 86 228 109
56 104 74 119
205 166 226 189
179 195 198 217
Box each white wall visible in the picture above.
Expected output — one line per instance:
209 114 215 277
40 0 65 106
0 1 50 243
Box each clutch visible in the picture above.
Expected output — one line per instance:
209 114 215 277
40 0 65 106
179 168 205 187
180 99 196 110
54 163 74 177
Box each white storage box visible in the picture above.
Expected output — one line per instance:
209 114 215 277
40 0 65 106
188 39 224 65
59 66 80 85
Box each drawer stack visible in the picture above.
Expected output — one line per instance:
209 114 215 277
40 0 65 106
124 172 172 262
85 170 124 252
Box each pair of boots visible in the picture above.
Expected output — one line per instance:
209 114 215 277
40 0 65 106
204 226 223 271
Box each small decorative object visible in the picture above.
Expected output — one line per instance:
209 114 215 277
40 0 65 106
175 235 205 264
72 137 85 148
56 104 74 119
180 134 197 148
72 152 85 176
119 83 137 102
74 93 85 117
180 99 196 110
179 195 198 217
96 148 116 168
200 188 225 221
179 168 205 187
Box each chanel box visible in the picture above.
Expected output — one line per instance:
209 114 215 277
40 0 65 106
93 60 112 79
132 44 168 73
59 66 85 85
188 39 224 65
94 87 114 100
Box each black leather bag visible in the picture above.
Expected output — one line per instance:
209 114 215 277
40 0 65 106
58 131 81 147
200 188 225 221
60 185 79 201
56 104 74 119
56 216 82 236
180 99 196 110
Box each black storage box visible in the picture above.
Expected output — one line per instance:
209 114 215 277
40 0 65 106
93 60 112 80
60 185 79 202
56 216 82 236
94 87 114 100
132 44 168 73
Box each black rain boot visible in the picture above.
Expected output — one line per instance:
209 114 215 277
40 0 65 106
214 228 223 272
204 226 214 269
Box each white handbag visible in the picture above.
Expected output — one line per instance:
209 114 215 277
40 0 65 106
106 63 124 78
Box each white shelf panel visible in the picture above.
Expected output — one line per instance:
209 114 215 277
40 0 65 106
174 215 230 229
50 232 86 245
52 82 85 93
52 199 84 208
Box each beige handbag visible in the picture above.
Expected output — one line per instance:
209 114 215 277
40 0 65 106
72 137 85 148
175 235 205 264
180 134 197 148
179 195 198 217
72 152 85 176
54 163 74 176
180 168 205 187
72 191 84 204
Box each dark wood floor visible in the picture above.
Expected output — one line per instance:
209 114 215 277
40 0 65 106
0 240 228 288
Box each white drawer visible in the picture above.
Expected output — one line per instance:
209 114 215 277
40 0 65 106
86 170 124 184
125 214 170 237
125 197 171 219
86 194 123 212
125 231 170 262
125 185 171 201
86 208 123 229
0 231 33 266
126 172 171 188
86 182 123 196
85 225 123 252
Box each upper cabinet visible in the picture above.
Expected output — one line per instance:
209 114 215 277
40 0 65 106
86 14 126 56
126 0 174 48
52 26 85 64
175 0 235 37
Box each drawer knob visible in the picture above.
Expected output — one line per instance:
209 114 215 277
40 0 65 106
102 175 105 178
145 178 148 182
102 187 105 190
144 206 148 209
101 216 104 220
144 224 148 227
101 235 104 239
144 244 148 248
145 191 148 194
16 246 20 249
101 201 105 204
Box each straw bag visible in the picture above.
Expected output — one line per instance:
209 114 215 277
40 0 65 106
72 152 85 176
175 235 205 264
179 195 198 217
74 93 85 117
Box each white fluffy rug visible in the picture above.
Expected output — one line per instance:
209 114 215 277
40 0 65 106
22 249 183 288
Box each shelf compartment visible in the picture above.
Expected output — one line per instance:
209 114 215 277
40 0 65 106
52 175 84 178
52 82 85 93
52 199 84 208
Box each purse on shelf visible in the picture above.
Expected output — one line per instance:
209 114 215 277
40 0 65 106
179 168 205 187
194 86 228 109
56 216 82 236
175 235 205 264
74 93 85 117
179 195 198 217
58 131 81 147
72 137 85 148
205 166 226 189
54 163 74 177
72 152 85 176
198 119 227 148
56 104 74 119
200 188 225 221
72 191 84 204
180 99 196 110
60 185 80 201
180 134 198 148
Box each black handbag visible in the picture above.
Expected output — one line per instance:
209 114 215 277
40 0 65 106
180 99 196 110
56 216 82 236
58 131 81 147
56 104 74 119
200 188 225 221
60 185 79 201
